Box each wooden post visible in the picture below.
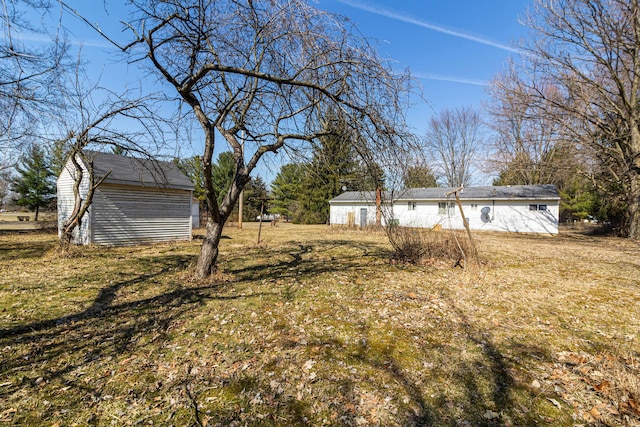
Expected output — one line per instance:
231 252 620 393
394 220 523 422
375 186 382 226
257 199 264 244
238 189 243 229
445 186 480 267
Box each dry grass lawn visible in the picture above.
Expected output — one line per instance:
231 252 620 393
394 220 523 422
0 223 638 426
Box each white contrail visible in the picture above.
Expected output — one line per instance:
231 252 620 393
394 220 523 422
412 72 486 86
335 0 524 55
11 31 113 49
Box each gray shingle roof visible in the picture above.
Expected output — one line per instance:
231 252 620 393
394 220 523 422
330 185 560 203
81 150 194 191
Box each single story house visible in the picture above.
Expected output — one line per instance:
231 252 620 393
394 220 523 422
57 150 196 246
329 185 561 234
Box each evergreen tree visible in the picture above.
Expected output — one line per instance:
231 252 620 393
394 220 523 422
271 110 386 224
111 145 129 156
403 165 437 188
559 177 599 223
49 138 72 178
242 176 269 221
352 160 385 192
176 153 236 216
296 114 359 224
270 163 305 221
10 145 55 220
269 108 386 224
174 156 205 203
493 142 602 223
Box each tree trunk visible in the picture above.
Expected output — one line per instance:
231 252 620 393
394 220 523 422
195 219 224 278
628 125 640 239
375 187 382 226
629 172 640 239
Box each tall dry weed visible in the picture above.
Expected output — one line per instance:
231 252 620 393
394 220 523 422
386 226 476 265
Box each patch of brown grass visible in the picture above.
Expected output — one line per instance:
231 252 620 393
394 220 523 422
0 224 638 426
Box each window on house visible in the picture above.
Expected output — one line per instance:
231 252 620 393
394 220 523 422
438 202 454 215
529 204 548 211
408 201 416 210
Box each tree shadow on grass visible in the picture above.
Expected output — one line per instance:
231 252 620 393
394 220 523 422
0 252 279 425
177 317 560 426
6 241 388 424
225 238 391 286
0 239 56 260
163 284 567 427
0 236 572 426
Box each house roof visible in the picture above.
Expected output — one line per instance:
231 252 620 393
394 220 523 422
78 150 194 191
330 185 560 203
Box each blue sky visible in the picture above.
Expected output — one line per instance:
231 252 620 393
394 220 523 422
317 0 531 134
59 0 531 127
37 0 532 182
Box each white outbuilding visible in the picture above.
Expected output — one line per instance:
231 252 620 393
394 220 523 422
329 185 561 234
57 150 195 246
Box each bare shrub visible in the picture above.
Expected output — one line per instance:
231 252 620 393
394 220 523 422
387 226 476 266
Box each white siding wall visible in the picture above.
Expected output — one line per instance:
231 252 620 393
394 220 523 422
479 200 559 234
91 185 192 246
330 198 559 234
328 204 353 225
191 200 200 229
329 203 388 227
57 160 91 245
394 201 445 228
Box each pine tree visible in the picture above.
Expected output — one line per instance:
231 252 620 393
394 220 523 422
174 156 205 203
271 110 385 224
11 145 55 220
403 165 437 188
295 112 361 223
242 176 269 221
49 138 72 178
270 163 305 221
175 152 236 216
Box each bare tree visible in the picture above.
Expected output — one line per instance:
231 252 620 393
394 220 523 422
83 0 415 278
423 106 484 187
57 67 166 246
1 0 69 166
486 62 578 186
1 2 170 242
0 168 11 208
507 0 640 238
